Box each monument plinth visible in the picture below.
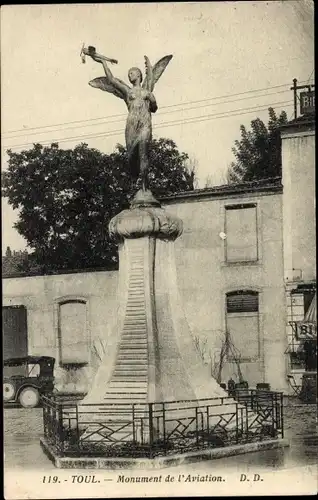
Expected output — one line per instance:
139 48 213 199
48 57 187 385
83 189 228 411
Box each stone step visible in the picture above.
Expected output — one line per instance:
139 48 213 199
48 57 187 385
117 350 148 355
108 387 147 393
121 328 147 332
125 304 145 309
123 319 147 323
124 313 147 318
113 368 148 373
115 366 147 371
103 397 146 403
117 349 148 354
125 306 146 311
121 332 147 337
116 360 148 365
118 346 147 349
117 355 147 360
123 321 147 326
122 328 147 333
117 352 147 356
106 387 147 393
115 360 147 365
104 396 146 402
120 335 147 340
111 378 148 383
119 341 148 346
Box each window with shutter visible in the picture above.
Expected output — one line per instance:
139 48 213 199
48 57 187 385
58 300 89 365
225 204 258 262
226 291 260 361
226 290 259 313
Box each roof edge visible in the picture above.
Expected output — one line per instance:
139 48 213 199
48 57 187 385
160 177 283 204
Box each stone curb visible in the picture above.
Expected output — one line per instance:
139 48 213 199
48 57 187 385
40 437 289 470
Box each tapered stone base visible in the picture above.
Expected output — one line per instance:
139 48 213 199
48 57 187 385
80 190 235 439
83 190 227 408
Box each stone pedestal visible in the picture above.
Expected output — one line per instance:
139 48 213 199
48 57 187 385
83 189 228 410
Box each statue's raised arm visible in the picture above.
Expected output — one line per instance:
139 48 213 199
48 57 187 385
83 46 130 102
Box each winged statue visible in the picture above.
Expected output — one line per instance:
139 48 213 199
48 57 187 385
81 46 173 190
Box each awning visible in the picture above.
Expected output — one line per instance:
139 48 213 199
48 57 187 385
304 292 316 323
292 292 317 340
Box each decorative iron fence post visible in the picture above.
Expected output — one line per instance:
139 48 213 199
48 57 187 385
75 404 80 451
140 417 144 445
42 401 46 438
271 393 275 437
162 402 166 452
58 404 64 452
245 404 249 442
195 407 199 446
132 404 136 443
148 403 154 458
235 403 239 444
280 393 284 438
206 405 210 442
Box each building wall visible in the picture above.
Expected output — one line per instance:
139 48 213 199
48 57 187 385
163 190 287 391
3 189 288 392
281 122 316 392
3 271 119 391
281 126 316 282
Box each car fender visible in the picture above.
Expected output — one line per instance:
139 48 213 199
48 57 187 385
16 383 42 396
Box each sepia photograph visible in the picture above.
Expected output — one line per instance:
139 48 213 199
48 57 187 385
1 2 316 498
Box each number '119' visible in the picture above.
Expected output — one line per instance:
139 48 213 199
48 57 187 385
43 476 59 483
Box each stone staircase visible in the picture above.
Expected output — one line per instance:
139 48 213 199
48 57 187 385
83 242 150 442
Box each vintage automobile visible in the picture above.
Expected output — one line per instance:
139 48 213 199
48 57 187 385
3 356 55 408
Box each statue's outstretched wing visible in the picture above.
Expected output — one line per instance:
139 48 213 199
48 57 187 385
142 55 173 92
89 77 130 101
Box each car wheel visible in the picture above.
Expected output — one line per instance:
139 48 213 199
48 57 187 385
19 387 40 408
3 382 15 402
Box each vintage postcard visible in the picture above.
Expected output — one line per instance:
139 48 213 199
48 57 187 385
2 2 316 499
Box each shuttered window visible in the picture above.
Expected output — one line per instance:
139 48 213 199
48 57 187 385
226 291 260 361
226 291 259 313
58 300 89 365
225 204 258 262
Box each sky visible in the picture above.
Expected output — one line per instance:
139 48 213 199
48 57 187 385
1 1 314 253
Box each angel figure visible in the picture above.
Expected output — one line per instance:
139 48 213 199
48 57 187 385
85 48 173 190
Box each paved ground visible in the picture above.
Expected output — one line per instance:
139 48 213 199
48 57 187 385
4 396 317 472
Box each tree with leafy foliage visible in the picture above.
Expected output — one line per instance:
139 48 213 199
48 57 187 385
2 138 195 273
227 107 288 183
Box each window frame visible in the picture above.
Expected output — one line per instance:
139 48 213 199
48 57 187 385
54 296 90 367
223 202 260 265
225 290 261 363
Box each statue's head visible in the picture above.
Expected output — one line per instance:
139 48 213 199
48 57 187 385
128 67 143 84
